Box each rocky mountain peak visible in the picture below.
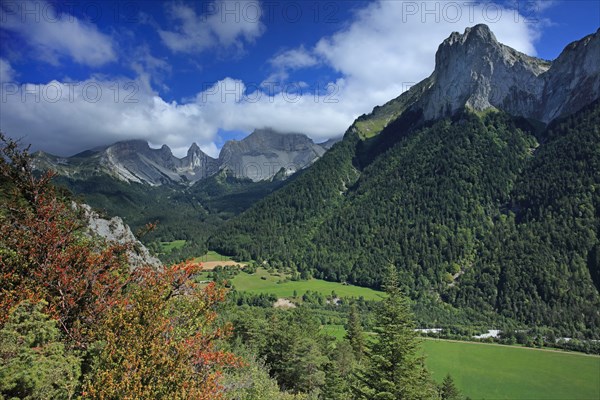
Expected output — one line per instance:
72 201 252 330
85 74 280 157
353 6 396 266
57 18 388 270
35 130 332 185
227 128 316 152
441 23 498 48
353 25 598 140
540 28 600 122
188 142 201 154
219 129 327 181
424 24 550 120
159 144 172 154
111 139 151 154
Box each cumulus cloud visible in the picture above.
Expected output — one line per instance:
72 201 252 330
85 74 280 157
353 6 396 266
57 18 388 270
264 45 320 83
0 78 213 157
1 1 541 158
158 1 264 54
0 0 116 67
0 77 348 157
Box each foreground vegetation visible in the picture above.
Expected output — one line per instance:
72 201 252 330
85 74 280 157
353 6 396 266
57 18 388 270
0 134 239 399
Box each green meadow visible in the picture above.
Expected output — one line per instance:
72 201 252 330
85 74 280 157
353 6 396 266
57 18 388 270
200 261 600 399
318 326 600 400
230 267 385 301
422 339 600 400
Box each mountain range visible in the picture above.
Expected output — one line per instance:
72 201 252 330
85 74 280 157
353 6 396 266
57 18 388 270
37 24 600 335
34 128 338 186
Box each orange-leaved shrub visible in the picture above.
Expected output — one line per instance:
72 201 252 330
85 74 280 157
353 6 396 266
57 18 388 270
1 133 239 398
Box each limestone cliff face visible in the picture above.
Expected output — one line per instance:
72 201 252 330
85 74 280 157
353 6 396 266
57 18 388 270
387 25 599 125
540 29 600 122
422 24 550 120
80 204 162 270
101 140 219 185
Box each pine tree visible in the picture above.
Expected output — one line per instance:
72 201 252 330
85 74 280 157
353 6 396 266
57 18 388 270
439 374 461 400
354 265 437 400
346 303 366 360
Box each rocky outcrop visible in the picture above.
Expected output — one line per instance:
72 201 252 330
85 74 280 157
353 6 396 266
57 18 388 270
540 29 600 122
80 204 162 270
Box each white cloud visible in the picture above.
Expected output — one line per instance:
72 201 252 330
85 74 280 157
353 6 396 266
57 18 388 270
264 45 320 83
1 1 541 159
270 46 319 70
158 1 264 54
0 0 116 67
130 45 172 92
0 79 214 157
0 59 16 82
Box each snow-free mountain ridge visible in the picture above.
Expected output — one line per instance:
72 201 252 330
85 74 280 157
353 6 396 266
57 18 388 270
34 129 337 186
353 24 600 139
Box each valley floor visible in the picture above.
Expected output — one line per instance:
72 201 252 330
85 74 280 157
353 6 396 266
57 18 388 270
423 338 600 400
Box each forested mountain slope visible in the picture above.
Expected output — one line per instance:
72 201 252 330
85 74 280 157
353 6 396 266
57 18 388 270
212 100 600 335
211 25 600 334
452 101 600 333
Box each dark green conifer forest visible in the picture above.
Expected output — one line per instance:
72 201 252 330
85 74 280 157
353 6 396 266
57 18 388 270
211 102 600 337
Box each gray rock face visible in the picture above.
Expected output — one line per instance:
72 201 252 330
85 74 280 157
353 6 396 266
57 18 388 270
80 204 162 270
35 130 330 185
394 24 599 124
219 129 327 181
540 29 600 122
101 140 219 185
422 24 550 120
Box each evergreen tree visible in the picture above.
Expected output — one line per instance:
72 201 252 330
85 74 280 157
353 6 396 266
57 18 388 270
321 341 356 400
346 303 366 360
439 374 461 400
0 300 82 400
354 265 437 400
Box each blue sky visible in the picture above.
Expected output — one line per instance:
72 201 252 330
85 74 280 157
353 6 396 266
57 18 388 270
1 0 598 157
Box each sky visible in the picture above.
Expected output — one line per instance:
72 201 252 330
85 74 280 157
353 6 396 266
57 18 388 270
0 0 598 158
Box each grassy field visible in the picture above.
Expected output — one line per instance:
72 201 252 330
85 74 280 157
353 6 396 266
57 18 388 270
318 326 600 399
230 267 385 301
159 240 186 253
423 339 600 400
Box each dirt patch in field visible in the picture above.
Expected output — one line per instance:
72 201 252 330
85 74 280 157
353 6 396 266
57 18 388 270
273 298 296 308
196 261 246 270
